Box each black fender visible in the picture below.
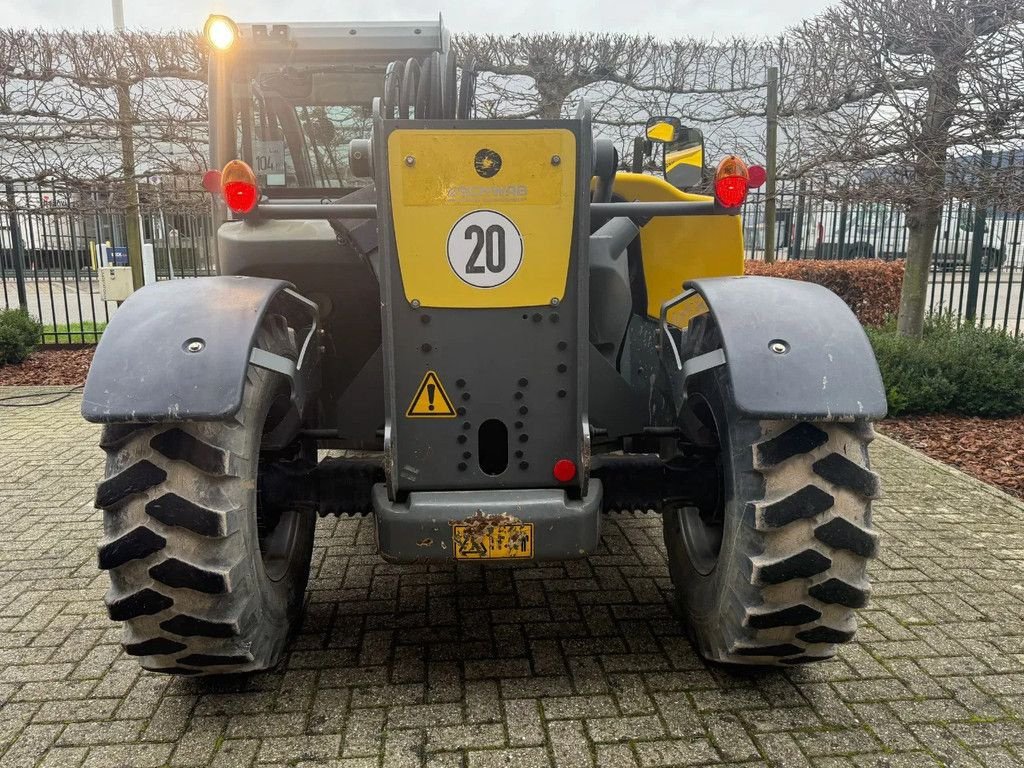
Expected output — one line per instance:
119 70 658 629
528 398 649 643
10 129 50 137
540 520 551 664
82 276 321 434
663 276 886 420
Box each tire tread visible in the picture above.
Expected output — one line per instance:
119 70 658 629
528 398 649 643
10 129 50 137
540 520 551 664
98 526 166 570
736 422 877 662
668 416 879 666
96 461 167 510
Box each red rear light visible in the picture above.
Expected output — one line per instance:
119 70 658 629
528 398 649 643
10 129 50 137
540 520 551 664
221 160 259 214
225 181 258 214
553 459 577 483
714 155 750 209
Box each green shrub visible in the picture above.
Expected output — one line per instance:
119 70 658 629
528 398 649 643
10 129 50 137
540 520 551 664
867 316 1024 417
0 309 42 365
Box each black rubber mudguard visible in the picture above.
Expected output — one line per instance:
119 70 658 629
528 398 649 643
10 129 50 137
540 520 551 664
82 276 316 423
686 276 887 420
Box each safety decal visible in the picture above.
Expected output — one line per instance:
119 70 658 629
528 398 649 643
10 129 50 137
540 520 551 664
406 370 457 418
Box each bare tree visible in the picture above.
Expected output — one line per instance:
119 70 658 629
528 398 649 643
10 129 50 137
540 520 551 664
0 28 208 282
785 0 1024 336
0 29 207 181
457 33 776 166
3 18 1020 323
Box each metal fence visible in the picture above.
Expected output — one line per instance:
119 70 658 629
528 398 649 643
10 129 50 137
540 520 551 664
1 179 215 344
740 179 1024 335
3 177 1024 344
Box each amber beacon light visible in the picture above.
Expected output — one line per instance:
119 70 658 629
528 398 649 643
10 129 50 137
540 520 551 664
714 155 751 209
220 160 259 214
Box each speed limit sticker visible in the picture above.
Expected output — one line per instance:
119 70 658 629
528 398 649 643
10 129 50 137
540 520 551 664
446 210 524 288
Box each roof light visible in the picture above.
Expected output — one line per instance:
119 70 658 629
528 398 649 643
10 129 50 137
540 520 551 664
221 160 259 214
204 15 238 52
714 155 750 209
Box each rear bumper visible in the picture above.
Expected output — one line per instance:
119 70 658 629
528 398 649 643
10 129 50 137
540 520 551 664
371 481 603 563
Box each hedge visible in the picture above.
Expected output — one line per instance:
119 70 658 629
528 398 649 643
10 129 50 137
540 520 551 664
744 259 904 326
866 317 1024 417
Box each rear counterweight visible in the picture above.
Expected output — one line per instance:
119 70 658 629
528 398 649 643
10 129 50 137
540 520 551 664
374 120 593 496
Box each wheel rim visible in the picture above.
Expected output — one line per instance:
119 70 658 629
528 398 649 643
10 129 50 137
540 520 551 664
256 388 308 583
676 395 726 577
257 506 302 583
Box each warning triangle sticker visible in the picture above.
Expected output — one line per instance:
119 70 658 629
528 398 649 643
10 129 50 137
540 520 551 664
406 371 457 418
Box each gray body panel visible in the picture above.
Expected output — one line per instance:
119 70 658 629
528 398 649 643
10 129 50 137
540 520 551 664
686 276 887 420
588 217 637 363
588 344 649 438
236 20 446 57
371 481 603 563
218 219 384 437
82 276 314 423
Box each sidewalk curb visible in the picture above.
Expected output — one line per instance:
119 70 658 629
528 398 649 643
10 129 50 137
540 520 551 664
874 431 1024 512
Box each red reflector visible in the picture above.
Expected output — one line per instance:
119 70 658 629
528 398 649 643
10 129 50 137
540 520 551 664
715 175 748 209
224 180 258 214
553 459 577 483
201 169 222 195
748 164 767 189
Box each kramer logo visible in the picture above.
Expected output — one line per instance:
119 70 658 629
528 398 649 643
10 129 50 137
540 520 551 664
474 148 502 178
447 184 528 202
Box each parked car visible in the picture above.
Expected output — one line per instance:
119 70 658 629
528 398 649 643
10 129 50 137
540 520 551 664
932 230 1005 271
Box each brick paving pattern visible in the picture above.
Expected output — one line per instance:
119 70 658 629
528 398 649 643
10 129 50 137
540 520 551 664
1 386 1023 767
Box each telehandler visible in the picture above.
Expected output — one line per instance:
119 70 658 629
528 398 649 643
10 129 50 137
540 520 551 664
83 16 885 675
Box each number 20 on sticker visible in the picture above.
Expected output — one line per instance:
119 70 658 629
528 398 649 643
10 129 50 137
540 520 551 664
447 210 523 288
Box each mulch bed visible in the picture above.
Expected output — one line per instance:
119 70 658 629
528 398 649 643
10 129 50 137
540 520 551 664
0 348 94 386
880 415 1024 499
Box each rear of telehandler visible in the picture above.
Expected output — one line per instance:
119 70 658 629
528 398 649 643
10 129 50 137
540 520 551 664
82 16 886 676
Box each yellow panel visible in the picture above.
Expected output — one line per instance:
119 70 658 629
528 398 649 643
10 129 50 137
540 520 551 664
388 129 577 308
610 172 744 327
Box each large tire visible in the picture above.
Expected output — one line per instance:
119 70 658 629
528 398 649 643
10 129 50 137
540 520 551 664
95 316 316 676
663 317 880 665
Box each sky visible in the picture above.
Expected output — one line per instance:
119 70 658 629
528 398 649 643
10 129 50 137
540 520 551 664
0 0 834 37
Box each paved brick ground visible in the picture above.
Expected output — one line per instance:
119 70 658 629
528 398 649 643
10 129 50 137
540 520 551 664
1 386 1023 768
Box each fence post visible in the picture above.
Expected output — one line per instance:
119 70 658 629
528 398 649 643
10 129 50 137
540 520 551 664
4 182 29 311
792 179 807 261
837 201 848 260
763 66 779 263
965 149 992 324
631 137 645 174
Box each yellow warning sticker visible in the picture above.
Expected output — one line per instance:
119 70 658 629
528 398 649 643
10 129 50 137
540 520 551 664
406 371 457 418
453 523 534 560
